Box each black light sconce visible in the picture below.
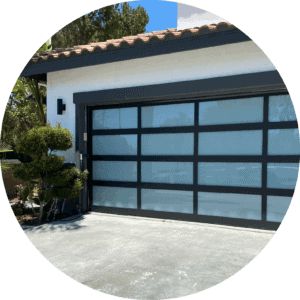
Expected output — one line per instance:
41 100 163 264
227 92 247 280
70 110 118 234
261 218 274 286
57 98 66 115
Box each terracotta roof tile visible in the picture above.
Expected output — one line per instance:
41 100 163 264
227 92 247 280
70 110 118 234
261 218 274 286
30 22 235 64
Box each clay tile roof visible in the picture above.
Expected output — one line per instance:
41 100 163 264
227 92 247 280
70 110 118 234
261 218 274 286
30 22 235 65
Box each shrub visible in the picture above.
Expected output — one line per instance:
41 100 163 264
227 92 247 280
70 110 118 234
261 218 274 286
11 202 27 216
11 124 88 224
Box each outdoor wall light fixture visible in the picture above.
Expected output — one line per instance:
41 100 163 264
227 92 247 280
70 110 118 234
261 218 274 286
57 99 66 115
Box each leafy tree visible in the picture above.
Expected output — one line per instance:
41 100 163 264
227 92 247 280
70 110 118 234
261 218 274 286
37 39 52 53
1 80 46 148
12 124 88 224
52 2 149 49
1 40 51 152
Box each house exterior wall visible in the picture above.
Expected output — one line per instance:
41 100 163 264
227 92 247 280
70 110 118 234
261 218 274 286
47 40 275 165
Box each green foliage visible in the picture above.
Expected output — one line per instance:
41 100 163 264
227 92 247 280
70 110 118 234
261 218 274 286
0 148 13 173
96 2 150 41
14 125 73 159
12 162 39 182
1 40 51 150
12 202 28 216
37 39 52 52
51 178 82 200
1 83 45 149
12 156 65 181
46 167 88 200
52 2 149 49
20 185 30 203
11 124 88 223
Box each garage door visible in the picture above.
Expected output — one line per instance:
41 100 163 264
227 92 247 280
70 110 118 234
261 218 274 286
88 93 300 229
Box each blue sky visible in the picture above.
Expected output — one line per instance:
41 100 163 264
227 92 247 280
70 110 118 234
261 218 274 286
126 0 177 32
125 1 227 32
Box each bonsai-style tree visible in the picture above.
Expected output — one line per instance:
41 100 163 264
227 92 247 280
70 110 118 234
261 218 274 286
12 124 88 224
45 163 88 221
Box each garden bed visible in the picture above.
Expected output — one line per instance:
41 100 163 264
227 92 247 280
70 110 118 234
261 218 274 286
9 196 80 226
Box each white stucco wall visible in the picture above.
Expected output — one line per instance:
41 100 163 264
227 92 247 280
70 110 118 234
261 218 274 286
47 40 276 165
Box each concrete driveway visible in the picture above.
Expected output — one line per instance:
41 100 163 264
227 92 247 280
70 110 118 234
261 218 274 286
24 212 275 299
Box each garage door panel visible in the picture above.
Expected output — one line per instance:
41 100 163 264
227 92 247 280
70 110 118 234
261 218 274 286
198 192 262 220
268 129 300 155
198 130 263 155
198 162 262 187
93 161 137 182
93 135 137 155
199 97 264 125
142 103 194 128
141 162 193 184
266 196 293 222
269 95 297 122
141 189 193 214
267 163 299 189
141 133 194 155
93 186 137 209
93 107 137 129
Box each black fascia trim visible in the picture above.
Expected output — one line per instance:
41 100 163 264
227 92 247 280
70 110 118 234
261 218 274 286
21 29 249 77
73 71 286 105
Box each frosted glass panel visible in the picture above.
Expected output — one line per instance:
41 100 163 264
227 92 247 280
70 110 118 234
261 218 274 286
142 103 194 128
141 189 193 213
93 135 137 155
93 186 137 208
93 161 137 182
93 107 137 129
267 196 292 222
142 133 194 155
199 131 263 155
199 97 263 125
142 162 193 184
198 192 261 220
267 163 299 189
198 163 262 187
269 95 297 122
268 129 300 155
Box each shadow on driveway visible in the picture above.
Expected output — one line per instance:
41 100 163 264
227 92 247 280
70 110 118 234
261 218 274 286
22 215 86 233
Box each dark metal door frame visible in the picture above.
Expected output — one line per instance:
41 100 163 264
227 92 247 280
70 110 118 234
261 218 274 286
85 91 298 230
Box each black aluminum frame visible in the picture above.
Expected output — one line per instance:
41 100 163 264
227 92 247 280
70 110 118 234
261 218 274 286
87 92 299 230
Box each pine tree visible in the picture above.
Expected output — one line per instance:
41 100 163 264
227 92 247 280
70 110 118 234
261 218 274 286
52 2 149 49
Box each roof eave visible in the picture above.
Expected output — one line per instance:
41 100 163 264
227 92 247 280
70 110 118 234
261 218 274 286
20 28 249 77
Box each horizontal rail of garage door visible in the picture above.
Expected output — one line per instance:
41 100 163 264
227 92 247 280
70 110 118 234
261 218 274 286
87 92 299 228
